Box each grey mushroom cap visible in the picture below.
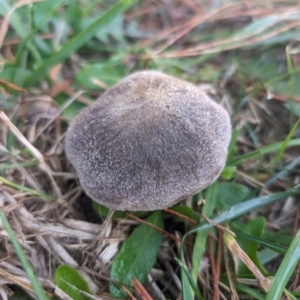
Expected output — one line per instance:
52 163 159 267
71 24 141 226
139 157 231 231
65 71 231 211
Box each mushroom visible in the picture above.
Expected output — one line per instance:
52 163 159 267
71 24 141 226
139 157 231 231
65 71 231 211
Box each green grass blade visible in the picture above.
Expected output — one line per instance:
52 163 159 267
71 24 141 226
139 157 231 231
0 176 54 201
234 283 265 300
179 189 299 299
175 258 203 300
235 233 287 255
0 161 38 170
266 156 300 187
265 65 300 86
0 209 49 300
24 0 139 86
185 188 300 236
227 139 300 166
265 229 300 300
181 269 194 300
272 119 300 165
191 182 218 288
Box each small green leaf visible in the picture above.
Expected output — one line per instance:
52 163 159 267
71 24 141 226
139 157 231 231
109 211 163 298
54 265 91 300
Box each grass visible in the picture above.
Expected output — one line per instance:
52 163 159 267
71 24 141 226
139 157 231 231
0 0 300 299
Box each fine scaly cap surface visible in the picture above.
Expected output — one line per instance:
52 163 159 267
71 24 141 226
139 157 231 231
65 71 231 211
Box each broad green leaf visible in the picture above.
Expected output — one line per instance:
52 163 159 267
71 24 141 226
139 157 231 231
210 182 254 211
231 217 266 275
54 265 91 300
110 211 163 298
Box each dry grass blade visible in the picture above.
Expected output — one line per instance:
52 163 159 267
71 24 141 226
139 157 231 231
0 268 34 294
138 1 300 59
224 232 272 293
0 111 62 198
143 20 300 59
0 78 27 93
223 245 239 300
132 277 153 300
163 208 197 225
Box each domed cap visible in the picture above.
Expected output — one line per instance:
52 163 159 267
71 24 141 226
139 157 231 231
65 71 231 211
